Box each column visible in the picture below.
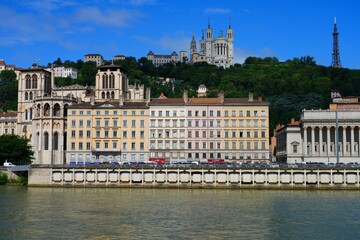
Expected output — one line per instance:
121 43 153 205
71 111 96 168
351 126 355 156
342 126 346 156
303 127 307 156
319 127 323 156
311 127 315 155
327 127 331 156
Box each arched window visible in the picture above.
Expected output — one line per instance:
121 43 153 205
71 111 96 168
53 103 61 117
106 92 110 99
29 92 33 100
25 75 31 89
64 104 69 117
44 103 50 116
44 132 49 150
36 132 40 151
102 92 105 99
25 92 28 100
105 75 109 88
53 132 59 150
111 91 115 99
25 109 28 120
110 74 115 88
32 74 38 88
30 108 33 120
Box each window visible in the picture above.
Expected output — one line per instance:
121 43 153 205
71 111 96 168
96 131 100 138
172 120 177 127
96 142 100 149
96 120 100 127
140 142 144 150
151 111 155 117
140 131 144 138
131 131 136 138
246 120 251 127
232 142 236 149
202 131 206 138
262 141 266 150
105 120 109 126
87 120 91 127
293 145 298 153
86 142 91 150
104 142 108 149
246 111 251 117
202 142 206 149
202 120 206 127
210 110 213 116
254 110 258 116
217 111 221 117
114 110 118 115
113 120 118 126
123 111 127 115
247 141 251 150
131 143 136 150
225 120 229 127
202 111 206 117
261 110 266 116
105 110 109 115
217 120 221 127
140 120 145 127
158 120 163 127
224 111 228 117
79 120 83 127
166 111 170 117
113 142 117 149
71 130 76 138
86 131 91 138
232 131 236 138
173 110 177 116
195 131 199 138
96 110 100 115
254 142 258 150
132 111 136 116
232 110 236 117
210 120 214 127
158 111 162 116
188 120 192 127
247 131 251 138
79 142 83 150
71 120 76 127
254 131 258 138
254 120 258 127
79 130 83 138
224 131 229 138
261 131 266 138
150 120 155 127
123 142 127 150
71 142 75 150
123 120 127 127
87 111 91 115
123 131 127 138
195 111 199 117
140 111 144 115
132 120 136 127
195 121 199 127
188 142 192 149
188 111 192 117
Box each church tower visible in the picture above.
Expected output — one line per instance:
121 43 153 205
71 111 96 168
332 17 342 68
226 19 234 66
205 18 213 63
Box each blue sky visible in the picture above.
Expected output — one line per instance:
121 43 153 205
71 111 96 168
0 0 359 69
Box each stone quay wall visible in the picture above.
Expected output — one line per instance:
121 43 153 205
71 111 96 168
28 165 360 189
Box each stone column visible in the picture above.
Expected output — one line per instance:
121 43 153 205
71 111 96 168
351 126 355 156
342 126 346 156
303 126 307 155
327 127 331 156
311 127 315 155
319 127 323 156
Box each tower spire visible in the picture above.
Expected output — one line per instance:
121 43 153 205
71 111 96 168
229 17 231 29
332 17 342 68
208 17 210 28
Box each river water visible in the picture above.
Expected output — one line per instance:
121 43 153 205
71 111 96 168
1 186 360 240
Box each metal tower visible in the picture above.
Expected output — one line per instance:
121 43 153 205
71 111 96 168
332 17 342 68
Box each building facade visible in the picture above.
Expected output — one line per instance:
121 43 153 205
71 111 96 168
0 111 17 135
148 92 270 162
45 66 78 79
190 21 234 68
275 91 360 164
147 51 180 67
84 54 104 66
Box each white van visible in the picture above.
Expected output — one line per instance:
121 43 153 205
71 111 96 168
3 160 16 167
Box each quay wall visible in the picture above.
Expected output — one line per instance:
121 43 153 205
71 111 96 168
28 165 360 189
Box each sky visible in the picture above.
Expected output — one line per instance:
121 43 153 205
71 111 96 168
0 0 360 69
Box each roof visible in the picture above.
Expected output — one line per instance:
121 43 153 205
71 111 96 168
0 112 17 118
0 60 5 66
149 97 270 106
97 64 126 73
85 53 102 57
68 100 148 109
149 98 185 106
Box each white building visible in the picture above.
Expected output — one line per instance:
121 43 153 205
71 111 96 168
84 54 104 66
275 91 360 164
190 21 234 68
45 66 77 79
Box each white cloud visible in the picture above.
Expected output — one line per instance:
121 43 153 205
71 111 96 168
18 0 79 11
134 33 189 52
75 7 143 27
204 8 231 15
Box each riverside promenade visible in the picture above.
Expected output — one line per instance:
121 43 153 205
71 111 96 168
28 164 360 189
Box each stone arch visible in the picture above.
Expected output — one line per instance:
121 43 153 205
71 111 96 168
29 108 33 120
53 103 61 117
44 103 50 116
106 91 110 99
25 92 28 100
101 92 105 99
36 104 41 117
102 75 106 88
111 91 115 99
29 92 33 100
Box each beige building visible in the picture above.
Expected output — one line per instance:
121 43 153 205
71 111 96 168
0 111 17 135
66 64 149 163
147 51 179 67
84 54 104 66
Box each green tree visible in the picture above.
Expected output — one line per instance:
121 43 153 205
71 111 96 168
0 135 34 165
78 61 97 86
0 70 17 111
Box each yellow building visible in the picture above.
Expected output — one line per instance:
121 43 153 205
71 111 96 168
0 111 17 135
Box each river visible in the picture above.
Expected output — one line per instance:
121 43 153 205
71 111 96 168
1 186 359 239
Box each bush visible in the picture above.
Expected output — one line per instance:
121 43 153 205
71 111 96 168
0 172 8 185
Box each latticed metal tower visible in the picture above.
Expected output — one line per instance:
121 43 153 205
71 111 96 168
332 17 342 68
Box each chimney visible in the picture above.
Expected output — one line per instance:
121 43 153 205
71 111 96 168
248 92 253 101
146 87 151 105
258 96 262 102
90 94 95 105
119 93 124 106
218 91 224 103
183 90 188 103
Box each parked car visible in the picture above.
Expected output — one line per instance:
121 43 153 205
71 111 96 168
3 160 16 167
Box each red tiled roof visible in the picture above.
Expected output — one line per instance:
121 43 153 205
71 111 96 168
0 60 5 66
85 54 102 57
0 112 17 117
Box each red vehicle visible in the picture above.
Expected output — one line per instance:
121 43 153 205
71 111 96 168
207 159 225 164
149 158 166 164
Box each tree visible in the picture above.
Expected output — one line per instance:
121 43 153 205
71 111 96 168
0 70 17 111
78 61 97 86
0 135 34 165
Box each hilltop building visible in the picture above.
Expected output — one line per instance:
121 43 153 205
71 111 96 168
84 54 104 66
190 20 234 68
147 51 181 67
45 66 77 79
114 55 126 61
0 111 17 135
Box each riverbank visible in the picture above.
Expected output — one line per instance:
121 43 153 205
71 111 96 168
28 164 360 189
